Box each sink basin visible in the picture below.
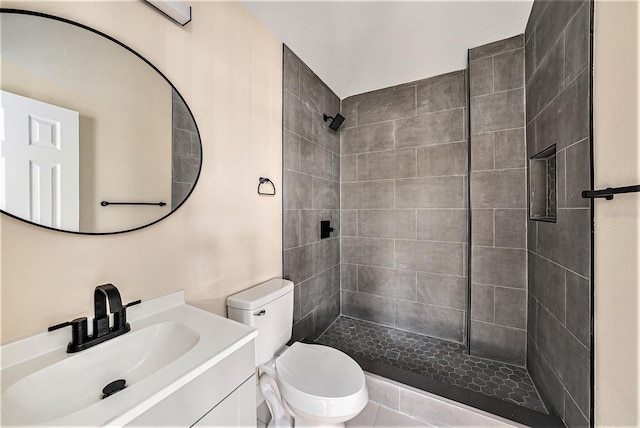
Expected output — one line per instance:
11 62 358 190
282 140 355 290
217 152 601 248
0 291 257 426
2 321 199 425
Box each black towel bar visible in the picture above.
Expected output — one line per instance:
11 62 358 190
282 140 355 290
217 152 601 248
101 201 166 207
581 185 640 200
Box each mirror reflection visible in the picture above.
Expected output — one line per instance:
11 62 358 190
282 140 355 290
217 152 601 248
0 11 201 234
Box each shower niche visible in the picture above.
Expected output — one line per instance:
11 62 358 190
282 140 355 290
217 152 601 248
529 144 557 222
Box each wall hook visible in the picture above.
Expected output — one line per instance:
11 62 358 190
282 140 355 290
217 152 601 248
258 177 276 196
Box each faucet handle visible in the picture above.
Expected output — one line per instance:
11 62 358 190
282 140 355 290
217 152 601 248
48 317 89 352
113 300 142 332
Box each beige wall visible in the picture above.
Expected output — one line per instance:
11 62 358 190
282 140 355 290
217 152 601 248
1 12 172 232
0 0 283 343
593 0 640 425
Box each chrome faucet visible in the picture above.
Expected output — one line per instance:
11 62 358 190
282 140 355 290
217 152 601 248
48 284 140 353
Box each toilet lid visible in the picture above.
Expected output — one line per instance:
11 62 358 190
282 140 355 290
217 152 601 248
276 342 365 399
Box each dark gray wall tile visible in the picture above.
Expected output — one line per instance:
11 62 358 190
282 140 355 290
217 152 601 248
528 294 538 343
469 34 524 60
332 153 340 181
495 128 526 169
495 287 526 329
396 109 465 148
341 122 395 155
396 176 465 208
358 86 416 125
341 155 357 182
471 89 524 134
283 46 300 97
341 209 357 237
526 37 565 120
526 121 537 158
494 209 527 249
313 237 340 274
471 133 495 171
358 148 417 181
284 244 313 285
284 210 300 249
527 341 565 417
313 291 340 338
173 94 197 133
341 96 358 129
470 321 526 365
534 70 589 151
525 1 548 40
416 70 466 114
342 181 394 209
534 0 583 64
471 169 527 209
300 267 338 317
284 130 300 171
557 148 567 208
396 300 465 343
565 270 590 348
342 237 395 268
472 209 494 246
341 263 358 291
537 209 590 277
472 247 526 287
417 273 467 310
564 391 590 428
292 312 313 342
537 306 590 416
300 138 333 180
312 177 339 209
358 266 416 300
285 170 312 209
395 240 464 275
284 91 313 140
525 36 536 85
493 49 525 92
417 209 467 242
471 283 495 323
565 138 591 208
528 220 538 253
342 291 395 325
417 142 467 177
470 57 493 97
358 210 417 240
173 128 192 157
564 3 589 85
300 64 332 115
173 157 200 183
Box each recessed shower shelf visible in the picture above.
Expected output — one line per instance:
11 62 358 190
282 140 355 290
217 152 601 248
529 145 557 222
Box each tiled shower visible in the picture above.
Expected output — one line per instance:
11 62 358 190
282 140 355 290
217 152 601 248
283 0 592 426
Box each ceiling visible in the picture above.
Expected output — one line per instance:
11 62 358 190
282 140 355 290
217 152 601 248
241 1 534 99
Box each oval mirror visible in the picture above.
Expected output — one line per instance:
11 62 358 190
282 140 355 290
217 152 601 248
0 9 202 234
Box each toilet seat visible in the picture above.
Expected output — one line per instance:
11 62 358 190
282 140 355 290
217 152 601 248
275 342 368 419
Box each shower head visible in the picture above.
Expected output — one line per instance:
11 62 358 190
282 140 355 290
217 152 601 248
323 113 345 132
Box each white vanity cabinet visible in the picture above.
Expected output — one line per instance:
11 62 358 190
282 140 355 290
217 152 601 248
126 341 256 427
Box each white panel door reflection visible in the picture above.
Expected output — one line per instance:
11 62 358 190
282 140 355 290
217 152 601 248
1 90 79 230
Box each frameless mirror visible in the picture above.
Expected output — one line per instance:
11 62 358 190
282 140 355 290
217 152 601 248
0 9 202 234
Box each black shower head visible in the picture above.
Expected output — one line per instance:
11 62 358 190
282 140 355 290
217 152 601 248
323 113 345 132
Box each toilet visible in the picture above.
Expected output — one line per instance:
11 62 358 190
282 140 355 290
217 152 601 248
227 278 368 427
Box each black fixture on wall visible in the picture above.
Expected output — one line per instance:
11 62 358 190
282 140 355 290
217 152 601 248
323 113 345 132
320 220 334 239
581 184 640 200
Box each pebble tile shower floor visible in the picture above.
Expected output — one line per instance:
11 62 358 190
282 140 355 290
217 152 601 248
316 316 547 413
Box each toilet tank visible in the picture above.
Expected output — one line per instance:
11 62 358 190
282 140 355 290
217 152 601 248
227 278 294 366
